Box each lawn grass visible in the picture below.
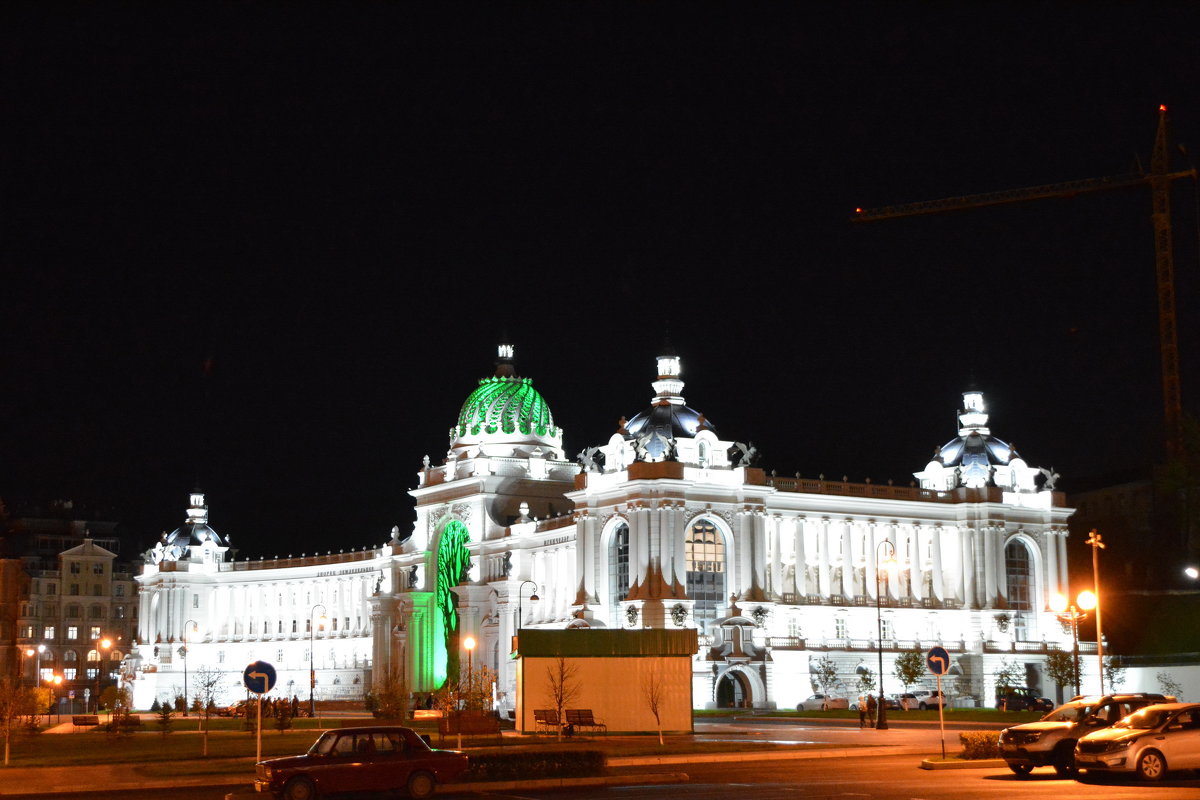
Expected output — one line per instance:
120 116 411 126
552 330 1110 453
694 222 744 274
694 708 1043 724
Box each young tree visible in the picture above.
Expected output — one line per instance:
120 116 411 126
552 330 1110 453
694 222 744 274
545 657 580 741
274 701 293 734
1157 670 1184 698
642 667 665 746
811 656 842 701
1103 656 1126 692
194 666 224 756
370 668 410 721
156 701 174 737
893 646 924 691
0 677 33 766
856 668 877 697
1044 649 1077 695
993 660 1024 709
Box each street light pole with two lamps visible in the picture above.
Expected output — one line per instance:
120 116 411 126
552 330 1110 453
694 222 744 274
1085 530 1106 694
182 620 197 716
1050 591 1095 697
310 604 327 718
874 540 898 731
93 637 112 713
463 635 476 708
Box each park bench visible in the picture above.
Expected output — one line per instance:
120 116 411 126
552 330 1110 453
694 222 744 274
565 709 606 733
532 708 560 733
71 715 100 729
437 711 500 742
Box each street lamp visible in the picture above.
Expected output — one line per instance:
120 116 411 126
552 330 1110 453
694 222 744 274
1185 566 1199 581
51 674 63 724
516 581 539 631
1050 593 1089 697
24 644 46 686
182 620 197 716
309 604 327 718
874 540 897 731
463 635 476 708
1085 530 1106 694
94 637 112 713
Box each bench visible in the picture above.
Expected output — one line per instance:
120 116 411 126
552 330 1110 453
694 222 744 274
533 708 560 733
437 712 500 742
565 709 606 734
71 715 101 728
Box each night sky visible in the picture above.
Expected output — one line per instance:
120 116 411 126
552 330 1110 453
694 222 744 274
5 4 1200 560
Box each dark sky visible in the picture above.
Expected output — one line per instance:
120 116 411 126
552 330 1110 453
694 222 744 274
5 3 1200 558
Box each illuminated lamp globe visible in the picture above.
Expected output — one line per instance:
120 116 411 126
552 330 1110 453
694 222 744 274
1076 590 1097 611
1185 566 1199 580
1049 593 1068 613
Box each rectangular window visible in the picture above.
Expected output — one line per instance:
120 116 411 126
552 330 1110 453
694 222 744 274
67 626 79 640
90 627 101 639
22 625 34 639
85 667 98 680
64 668 77 680
292 620 298 633
217 651 225 664
115 606 126 619
193 594 199 609
92 563 104 575
332 618 338 631
93 584 102 596
44 626 55 640
47 583 56 595
277 649 284 662
69 584 79 596
881 618 894 640
69 562 81 574
306 619 311 633
834 617 847 639
115 585 124 597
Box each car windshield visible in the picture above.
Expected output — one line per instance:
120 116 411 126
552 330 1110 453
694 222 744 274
1114 708 1170 730
309 732 338 755
1041 703 1096 723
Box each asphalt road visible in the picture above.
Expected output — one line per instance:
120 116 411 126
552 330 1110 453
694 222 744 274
9 754 1200 800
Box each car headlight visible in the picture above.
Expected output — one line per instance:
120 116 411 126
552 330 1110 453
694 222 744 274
1105 739 1134 752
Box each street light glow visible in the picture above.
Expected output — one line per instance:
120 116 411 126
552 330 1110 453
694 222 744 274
1077 590 1097 611
463 635 476 651
1185 566 1199 580
1049 593 1068 613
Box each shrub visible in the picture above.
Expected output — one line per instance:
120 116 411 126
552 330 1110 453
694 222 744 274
959 731 1000 759
464 750 605 782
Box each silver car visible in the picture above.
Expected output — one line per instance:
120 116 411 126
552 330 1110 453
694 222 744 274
1075 702 1200 780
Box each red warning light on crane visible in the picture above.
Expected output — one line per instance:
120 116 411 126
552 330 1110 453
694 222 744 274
1160 104 1168 112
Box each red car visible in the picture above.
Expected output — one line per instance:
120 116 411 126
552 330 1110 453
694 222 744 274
255 726 469 800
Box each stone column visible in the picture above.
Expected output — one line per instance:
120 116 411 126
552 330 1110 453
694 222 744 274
910 525 924 602
865 521 877 600
840 519 854 599
818 518 831 601
983 525 996 607
769 514 782 601
793 516 807 598
931 524 945 602
1044 527 1059 604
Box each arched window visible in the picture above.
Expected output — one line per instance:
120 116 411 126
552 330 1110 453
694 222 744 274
1004 540 1033 611
609 523 630 604
686 519 726 633
86 649 100 663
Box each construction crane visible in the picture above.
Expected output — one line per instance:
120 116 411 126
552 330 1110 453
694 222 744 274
853 106 1196 459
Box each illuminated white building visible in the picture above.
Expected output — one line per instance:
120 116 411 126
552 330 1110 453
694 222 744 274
130 346 1078 710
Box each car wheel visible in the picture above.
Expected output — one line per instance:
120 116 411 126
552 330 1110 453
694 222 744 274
1052 743 1078 778
283 776 318 800
408 770 436 799
919 702 928 711
1136 750 1167 781
1008 763 1033 777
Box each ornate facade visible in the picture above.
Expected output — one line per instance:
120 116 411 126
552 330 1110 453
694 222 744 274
130 346 1078 711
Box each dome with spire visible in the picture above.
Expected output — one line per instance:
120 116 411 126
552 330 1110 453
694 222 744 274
624 352 716 441
450 344 561 453
914 391 1041 492
161 492 226 560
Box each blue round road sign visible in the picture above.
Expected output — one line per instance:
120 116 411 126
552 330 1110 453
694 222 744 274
243 660 277 694
926 646 951 676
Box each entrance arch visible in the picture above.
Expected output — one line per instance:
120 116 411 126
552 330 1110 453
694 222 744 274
713 664 767 709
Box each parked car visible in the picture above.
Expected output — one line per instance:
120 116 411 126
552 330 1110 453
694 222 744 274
254 726 469 800
998 693 1171 777
996 687 1054 711
797 694 849 711
1075 702 1200 780
849 695 899 711
908 690 946 710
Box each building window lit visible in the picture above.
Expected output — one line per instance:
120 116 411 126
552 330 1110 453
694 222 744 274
609 523 630 607
686 519 726 633
64 668 77 681
1004 540 1033 611
44 626 55 640
90 627 101 640
835 617 848 639
67 626 79 641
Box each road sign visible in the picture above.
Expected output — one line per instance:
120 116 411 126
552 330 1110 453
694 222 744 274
926 646 950 675
243 660 277 694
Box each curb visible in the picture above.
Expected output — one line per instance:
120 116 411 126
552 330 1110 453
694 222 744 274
612 745 934 766
224 772 691 798
919 758 1007 770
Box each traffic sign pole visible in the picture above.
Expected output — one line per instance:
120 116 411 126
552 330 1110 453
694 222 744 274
936 673 946 759
256 694 262 764
926 646 951 761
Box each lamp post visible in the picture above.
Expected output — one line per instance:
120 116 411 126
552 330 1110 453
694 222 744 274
309 604 327 718
463 636 476 708
51 674 63 724
874 540 897 730
25 644 46 687
1050 593 1089 697
1086 530 1106 694
516 581 539 631
182 620 197 716
94 638 112 713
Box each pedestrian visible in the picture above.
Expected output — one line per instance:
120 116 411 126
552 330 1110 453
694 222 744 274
858 697 867 728
865 693 877 728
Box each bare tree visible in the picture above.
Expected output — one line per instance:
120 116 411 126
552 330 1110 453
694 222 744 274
545 657 579 741
811 656 842 702
194 666 224 756
642 667 665 745
0 677 33 766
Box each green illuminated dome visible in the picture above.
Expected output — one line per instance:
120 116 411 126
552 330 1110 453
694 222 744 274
455 376 557 439
449 345 562 453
